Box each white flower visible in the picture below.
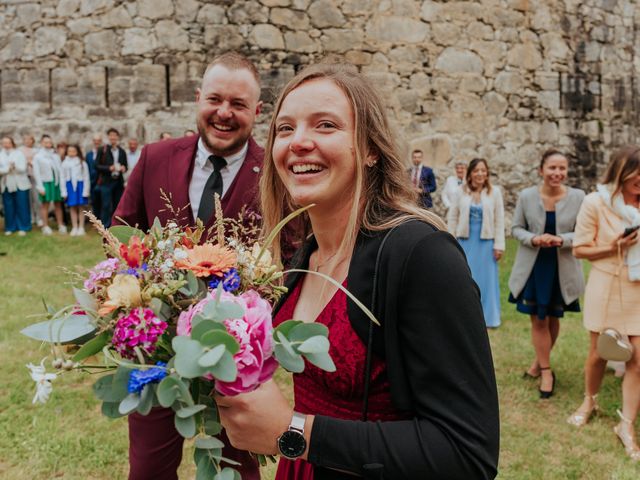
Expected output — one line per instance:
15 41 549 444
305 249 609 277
157 240 167 250
27 359 57 404
173 248 188 261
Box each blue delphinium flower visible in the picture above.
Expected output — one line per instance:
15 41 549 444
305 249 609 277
127 362 168 394
208 268 240 292
123 263 149 277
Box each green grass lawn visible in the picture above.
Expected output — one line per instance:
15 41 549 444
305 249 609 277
1 232 639 479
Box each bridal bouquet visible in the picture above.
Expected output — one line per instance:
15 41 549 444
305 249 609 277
22 199 335 479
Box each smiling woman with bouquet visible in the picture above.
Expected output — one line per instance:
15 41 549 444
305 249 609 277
215 63 500 480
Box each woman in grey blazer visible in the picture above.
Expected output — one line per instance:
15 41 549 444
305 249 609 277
508 150 585 398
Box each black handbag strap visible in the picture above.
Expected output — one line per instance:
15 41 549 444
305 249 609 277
361 224 403 422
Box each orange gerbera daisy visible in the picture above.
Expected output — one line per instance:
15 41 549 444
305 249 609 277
176 244 237 278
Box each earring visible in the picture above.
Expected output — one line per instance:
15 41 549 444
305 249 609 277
366 160 377 167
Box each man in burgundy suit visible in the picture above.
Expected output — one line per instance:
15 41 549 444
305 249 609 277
113 52 263 480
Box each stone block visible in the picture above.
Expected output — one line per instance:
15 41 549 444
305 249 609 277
507 43 543 70
250 24 285 49
64 39 84 60
541 32 570 61
170 61 205 104
34 27 67 57
534 72 558 91
260 66 296 103
390 0 420 16
122 28 158 56
175 0 200 22
14 3 41 29
538 120 559 143
468 21 494 40
409 72 430 91
80 0 114 16
420 1 441 22
197 4 226 24
84 30 117 57
345 50 372 65
483 91 508 116
68 18 94 36
396 88 421 113
284 31 318 53
434 47 484 74
57 0 80 16
1 69 49 104
342 0 375 16
259 0 291 6
537 91 560 110
320 29 364 53
138 0 174 19
308 0 346 28
410 134 452 168
431 22 461 46
156 20 190 51
204 25 245 52
100 5 133 28
229 1 269 23
0 33 27 62
460 74 488 93
271 8 310 29
494 71 523 93
131 64 165 104
366 16 429 44
52 66 105 106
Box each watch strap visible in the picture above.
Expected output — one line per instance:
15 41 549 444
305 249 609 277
290 411 306 433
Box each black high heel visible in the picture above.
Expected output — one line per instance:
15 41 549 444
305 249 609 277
538 367 555 399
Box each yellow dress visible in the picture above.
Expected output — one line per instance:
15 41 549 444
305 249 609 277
574 192 640 335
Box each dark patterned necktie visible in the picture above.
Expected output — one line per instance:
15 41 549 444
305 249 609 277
197 155 227 222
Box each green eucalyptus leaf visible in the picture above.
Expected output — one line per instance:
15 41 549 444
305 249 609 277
274 344 305 373
176 404 207 418
194 436 225 450
198 345 226 368
274 320 303 337
173 336 207 378
276 331 297 357
204 419 222 436
186 271 199 295
289 322 329 342
72 331 110 362
191 319 224 341
118 393 141 415
205 351 238 382
101 401 125 418
297 335 330 354
213 302 244 322
303 352 336 372
21 314 96 344
72 287 98 312
136 384 155 415
198 330 239 355
174 414 197 438
195 451 219 480
109 225 145 243
149 297 172 321
214 467 240 480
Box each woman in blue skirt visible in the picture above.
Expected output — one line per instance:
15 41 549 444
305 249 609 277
508 149 585 398
448 158 505 328
60 144 90 236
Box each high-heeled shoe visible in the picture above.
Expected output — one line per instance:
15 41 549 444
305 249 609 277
567 394 599 427
614 410 640 462
522 370 540 380
538 367 555 399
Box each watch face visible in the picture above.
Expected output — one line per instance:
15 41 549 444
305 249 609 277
278 430 307 459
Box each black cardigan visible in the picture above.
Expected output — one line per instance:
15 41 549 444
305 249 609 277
276 221 500 480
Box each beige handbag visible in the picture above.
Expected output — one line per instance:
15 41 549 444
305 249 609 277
596 243 634 362
597 328 633 362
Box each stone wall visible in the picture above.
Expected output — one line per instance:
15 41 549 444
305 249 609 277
1 0 639 212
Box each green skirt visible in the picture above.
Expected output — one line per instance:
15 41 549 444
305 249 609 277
39 181 62 202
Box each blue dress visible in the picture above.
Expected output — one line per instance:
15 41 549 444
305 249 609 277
458 204 501 328
508 211 580 319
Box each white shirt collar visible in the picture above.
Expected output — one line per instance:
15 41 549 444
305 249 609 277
196 138 248 169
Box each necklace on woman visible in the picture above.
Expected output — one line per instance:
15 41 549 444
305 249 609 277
313 251 339 272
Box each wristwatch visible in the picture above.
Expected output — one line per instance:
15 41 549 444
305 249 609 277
277 412 307 459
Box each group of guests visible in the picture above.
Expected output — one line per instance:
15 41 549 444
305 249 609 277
436 147 640 460
0 129 145 235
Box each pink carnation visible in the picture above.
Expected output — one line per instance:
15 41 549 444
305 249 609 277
112 308 168 359
177 290 277 395
84 258 119 292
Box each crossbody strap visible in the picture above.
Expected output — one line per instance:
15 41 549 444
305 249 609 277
361 224 405 421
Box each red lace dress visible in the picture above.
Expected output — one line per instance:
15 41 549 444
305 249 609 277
274 280 409 480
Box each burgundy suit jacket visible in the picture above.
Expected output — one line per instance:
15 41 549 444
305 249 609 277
112 135 263 234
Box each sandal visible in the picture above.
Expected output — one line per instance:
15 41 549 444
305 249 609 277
567 394 599 427
614 410 640 462
538 367 555 399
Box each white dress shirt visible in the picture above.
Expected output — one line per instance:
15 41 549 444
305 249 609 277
32 148 62 191
441 175 464 209
188 138 248 221
0 148 31 192
60 157 90 198
124 149 141 183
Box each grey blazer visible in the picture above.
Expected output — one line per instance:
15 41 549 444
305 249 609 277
508 186 586 304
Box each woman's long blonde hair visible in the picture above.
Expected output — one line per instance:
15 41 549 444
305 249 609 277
260 62 445 265
602 145 640 199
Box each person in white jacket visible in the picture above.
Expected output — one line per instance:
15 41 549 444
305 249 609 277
441 161 466 211
60 144 90 236
33 135 66 235
448 158 505 327
0 136 32 235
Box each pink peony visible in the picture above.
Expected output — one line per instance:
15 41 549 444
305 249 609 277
112 308 168 359
177 290 277 395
